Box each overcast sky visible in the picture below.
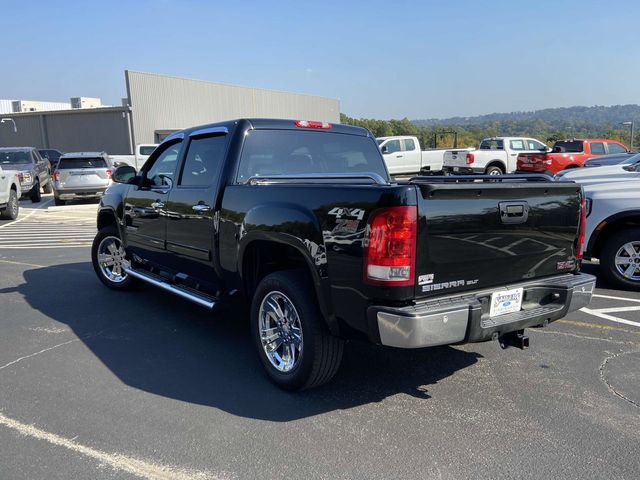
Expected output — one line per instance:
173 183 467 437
2 0 638 119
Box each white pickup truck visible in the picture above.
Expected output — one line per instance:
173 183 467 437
109 143 158 170
0 166 22 220
443 137 549 175
376 136 469 175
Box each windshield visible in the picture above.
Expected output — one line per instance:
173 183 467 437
0 151 32 165
237 130 388 183
57 157 108 169
553 141 584 153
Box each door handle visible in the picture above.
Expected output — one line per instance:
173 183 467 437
396 155 403 158
192 204 211 213
150 201 164 209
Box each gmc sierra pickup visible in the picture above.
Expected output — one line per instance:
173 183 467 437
92 118 595 390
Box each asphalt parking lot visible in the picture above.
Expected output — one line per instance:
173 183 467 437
1 195 639 480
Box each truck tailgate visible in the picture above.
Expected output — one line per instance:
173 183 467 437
412 177 583 299
443 149 473 168
517 152 549 172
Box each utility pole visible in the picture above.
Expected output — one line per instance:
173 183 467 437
622 121 634 151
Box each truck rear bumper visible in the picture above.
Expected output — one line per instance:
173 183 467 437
369 273 595 348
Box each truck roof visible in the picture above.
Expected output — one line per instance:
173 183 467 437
164 118 371 144
60 152 108 158
0 147 36 152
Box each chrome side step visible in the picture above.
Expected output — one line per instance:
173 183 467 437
124 267 217 310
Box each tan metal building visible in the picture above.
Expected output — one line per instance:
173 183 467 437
0 71 340 154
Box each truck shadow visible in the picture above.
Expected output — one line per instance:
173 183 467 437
7 261 482 422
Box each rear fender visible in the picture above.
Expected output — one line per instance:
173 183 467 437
238 203 336 332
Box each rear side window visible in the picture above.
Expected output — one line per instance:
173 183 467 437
403 138 416 151
553 141 583 153
590 142 605 154
57 157 108 169
509 140 525 150
607 142 627 154
179 135 228 187
236 130 387 183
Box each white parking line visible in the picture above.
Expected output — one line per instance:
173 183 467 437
0 198 53 229
580 308 640 328
0 412 219 480
592 294 640 303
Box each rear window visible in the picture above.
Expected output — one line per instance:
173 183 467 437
57 157 108 169
236 130 387 183
139 146 156 156
0 151 32 165
553 141 583 153
479 139 504 150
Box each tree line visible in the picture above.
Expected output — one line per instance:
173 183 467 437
340 111 637 150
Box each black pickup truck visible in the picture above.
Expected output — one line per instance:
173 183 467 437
92 118 595 390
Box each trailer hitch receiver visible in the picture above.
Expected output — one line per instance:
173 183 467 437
499 329 529 350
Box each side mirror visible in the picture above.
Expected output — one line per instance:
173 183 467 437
381 145 389 154
112 165 137 184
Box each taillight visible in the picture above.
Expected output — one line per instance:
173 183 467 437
53 171 60 181
294 120 332 129
466 152 474 164
363 206 417 286
576 197 587 260
106 169 112 179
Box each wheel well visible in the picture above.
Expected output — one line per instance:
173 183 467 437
97 210 117 231
591 216 640 259
563 164 579 170
242 240 314 298
485 161 505 173
10 184 17 191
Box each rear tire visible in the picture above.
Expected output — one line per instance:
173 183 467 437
0 189 19 220
600 228 640 290
251 270 344 390
54 197 66 206
91 225 135 290
43 181 53 194
30 181 42 203
485 165 504 176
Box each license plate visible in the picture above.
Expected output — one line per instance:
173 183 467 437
489 287 523 317
453 167 459 172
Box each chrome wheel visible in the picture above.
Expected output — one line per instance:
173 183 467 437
8 192 18 218
96 236 129 283
614 241 640 281
258 291 303 372
488 169 502 176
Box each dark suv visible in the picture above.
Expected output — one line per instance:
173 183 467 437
38 149 64 170
0 147 52 202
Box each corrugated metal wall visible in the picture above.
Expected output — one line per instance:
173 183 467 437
0 99 13 114
0 108 133 154
126 71 340 144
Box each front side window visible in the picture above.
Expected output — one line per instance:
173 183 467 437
403 139 416 151
606 142 627 154
527 139 546 150
384 139 402 154
179 135 228 187
145 142 182 187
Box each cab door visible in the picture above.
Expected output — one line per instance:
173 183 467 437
401 138 421 172
164 127 230 287
380 139 404 174
124 140 183 264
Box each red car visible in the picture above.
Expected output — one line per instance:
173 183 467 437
517 139 630 175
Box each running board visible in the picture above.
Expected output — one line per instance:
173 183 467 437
124 267 217 310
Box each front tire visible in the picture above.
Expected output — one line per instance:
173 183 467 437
0 189 19 220
91 225 135 290
600 228 640 290
251 271 344 390
30 180 42 203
